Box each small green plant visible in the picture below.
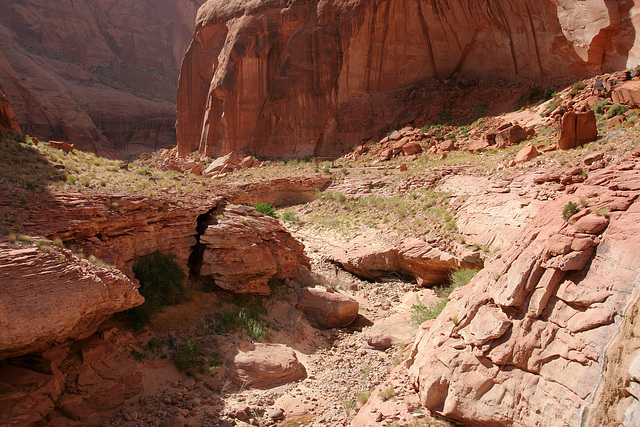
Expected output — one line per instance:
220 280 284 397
411 299 448 325
52 238 64 248
175 341 207 376
449 268 480 290
281 211 299 222
379 385 395 401
562 201 580 221
356 391 370 405
593 100 612 117
593 206 611 217
252 203 278 218
570 81 586 97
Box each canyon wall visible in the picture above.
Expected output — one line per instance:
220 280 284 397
0 0 205 158
177 0 640 159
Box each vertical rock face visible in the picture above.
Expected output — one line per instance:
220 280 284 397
0 89 20 132
177 0 640 159
0 0 205 158
406 159 640 427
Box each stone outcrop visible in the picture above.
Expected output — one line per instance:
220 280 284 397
224 343 306 388
296 287 359 328
0 244 143 360
228 177 332 207
177 0 640 159
0 89 20 132
0 0 204 158
198 204 310 295
329 238 482 286
404 158 640 426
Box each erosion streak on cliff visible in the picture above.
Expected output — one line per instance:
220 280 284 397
177 0 640 159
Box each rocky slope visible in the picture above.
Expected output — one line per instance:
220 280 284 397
0 0 204 158
176 0 640 159
350 154 640 426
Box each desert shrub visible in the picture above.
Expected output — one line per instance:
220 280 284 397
606 103 628 119
570 81 586 97
204 296 271 341
449 268 480 290
356 391 370 405
411 269 479 326
379 385 395 401
128 250 187 329
562 201 580 221
252 203 277 218
281 211 299 222
411 299 448 325
593 100 612 116
175 341 207 376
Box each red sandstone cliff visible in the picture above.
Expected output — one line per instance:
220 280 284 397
177 0 640 159
0 0 204 158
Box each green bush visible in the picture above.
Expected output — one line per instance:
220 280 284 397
252 203 278 218
593 100 612 116
606 103 628 119
175 341 207 376
562 201 580 221
204 296 271 341
127 250 187 329
281 211 299 222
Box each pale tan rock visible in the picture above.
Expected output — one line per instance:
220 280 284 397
613 80 640 107
224 343 305 389
573 214 609 234
296 287 359 328
405 162 640 426
328 238 481 286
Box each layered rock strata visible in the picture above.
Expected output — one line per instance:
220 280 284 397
405 158 640 426
177 0 640 158
0 244 143 359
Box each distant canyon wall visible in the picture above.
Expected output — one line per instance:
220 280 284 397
0 0 204 158
176 0 640 159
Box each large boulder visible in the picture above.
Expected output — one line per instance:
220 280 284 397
224 343 305 389
296 287 359 328
558 110 598 150
177 0 640 159
612 80 640 107
199 204 310 295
